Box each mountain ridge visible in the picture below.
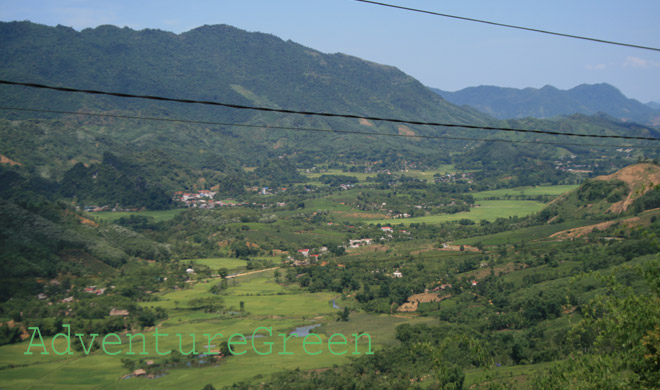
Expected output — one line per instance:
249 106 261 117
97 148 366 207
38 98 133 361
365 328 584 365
431 83 660 127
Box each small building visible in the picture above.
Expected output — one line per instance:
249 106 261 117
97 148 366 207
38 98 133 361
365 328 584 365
381 226 393 232
61 296 74 303
392 271 403 278
186 268 195 274
37 293 48 300
471 280 478 287
132 369 146 377
298 249 310 257
349 239 373 248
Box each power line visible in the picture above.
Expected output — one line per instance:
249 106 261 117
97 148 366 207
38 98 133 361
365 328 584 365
1 79 659 142
0 106 656 149
355 0 660 53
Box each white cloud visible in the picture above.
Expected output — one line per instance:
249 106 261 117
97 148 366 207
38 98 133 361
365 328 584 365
585 63 606 71
624 56 660 69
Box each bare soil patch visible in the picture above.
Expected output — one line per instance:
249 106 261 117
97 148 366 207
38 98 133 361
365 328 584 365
397 292 449 312
359 118 374 127
397 125 416 136
594 163 660 213
0 154 21 166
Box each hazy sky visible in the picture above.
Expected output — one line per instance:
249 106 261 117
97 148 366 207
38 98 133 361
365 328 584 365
2 0 660 103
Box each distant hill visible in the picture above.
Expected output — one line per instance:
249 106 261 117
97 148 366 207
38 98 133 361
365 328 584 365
538 163 660 223
431 84 660 127
648 101 660 110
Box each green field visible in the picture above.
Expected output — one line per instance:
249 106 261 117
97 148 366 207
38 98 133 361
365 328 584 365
303 169 375 182
188 257 249 272
88 209 185 223
366 200 546 225
472 185 578 200
302 166 459 183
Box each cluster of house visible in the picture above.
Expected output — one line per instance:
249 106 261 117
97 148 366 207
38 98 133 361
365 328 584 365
291 247 325 265
344 227 409 249
83 285 107 295
172 190 291 209
554 154 594 173
380 226 410 235
285 246 330 266
246 186 289 195
348 238 372 248
36 284 113 303
432 283 452 292
434 172 473 184
173 190 217 207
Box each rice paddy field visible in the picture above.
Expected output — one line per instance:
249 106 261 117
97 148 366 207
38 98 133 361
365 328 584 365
0 268 418 389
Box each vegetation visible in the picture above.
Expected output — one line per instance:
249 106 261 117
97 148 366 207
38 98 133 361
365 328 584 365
1 20 660 390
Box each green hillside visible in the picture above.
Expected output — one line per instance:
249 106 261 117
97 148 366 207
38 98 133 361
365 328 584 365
1 22 657 179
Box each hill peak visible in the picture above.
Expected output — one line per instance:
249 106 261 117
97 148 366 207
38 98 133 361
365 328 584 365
594 163 660 213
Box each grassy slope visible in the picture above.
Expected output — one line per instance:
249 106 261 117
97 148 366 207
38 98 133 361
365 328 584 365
89 209 185 223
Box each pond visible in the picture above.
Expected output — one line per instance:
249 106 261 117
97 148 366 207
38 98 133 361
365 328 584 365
289 324 321 337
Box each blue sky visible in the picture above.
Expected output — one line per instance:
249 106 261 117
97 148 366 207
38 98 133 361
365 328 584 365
2 0 660 102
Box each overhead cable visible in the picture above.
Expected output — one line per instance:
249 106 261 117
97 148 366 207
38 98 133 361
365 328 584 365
1 79 658 142
0 106 656 149
355 0 660 52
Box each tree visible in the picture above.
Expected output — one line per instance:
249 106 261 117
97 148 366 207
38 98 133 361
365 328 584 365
437 363 465 390
337 307 350 322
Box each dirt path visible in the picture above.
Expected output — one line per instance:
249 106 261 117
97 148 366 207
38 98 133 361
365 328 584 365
225 267 279 279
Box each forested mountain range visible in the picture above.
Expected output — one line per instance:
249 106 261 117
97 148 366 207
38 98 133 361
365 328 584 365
0 21 658 208
431 83 660 127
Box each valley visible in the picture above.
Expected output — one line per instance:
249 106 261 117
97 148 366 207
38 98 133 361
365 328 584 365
0 19 659 390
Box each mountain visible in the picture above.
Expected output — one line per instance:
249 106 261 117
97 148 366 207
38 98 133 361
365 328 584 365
0 22 491 162
0 22 658 209
431 83 660 127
